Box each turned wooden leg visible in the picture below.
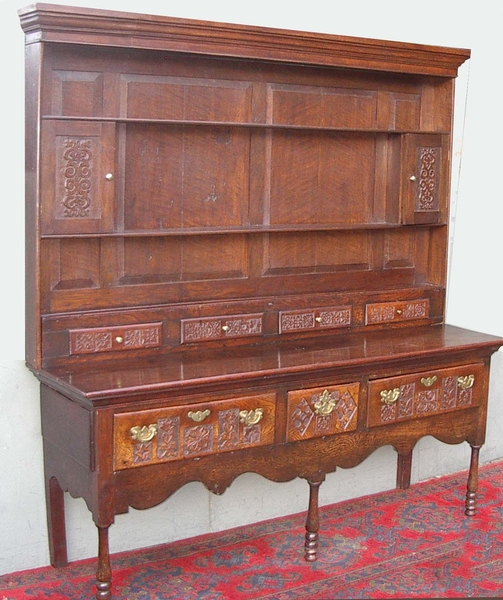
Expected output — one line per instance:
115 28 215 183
304 475 325 562
465 444 481 516
46 476 68 568
96 526 112 600
396 449 413 490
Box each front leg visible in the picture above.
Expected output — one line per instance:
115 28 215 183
304 474 326 562
95 525 112 600
465 444 481 516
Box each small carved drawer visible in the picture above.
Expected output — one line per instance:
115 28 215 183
70 323 162 355
367 362 486 428
286 383 360 442
365 299 429 325
181 313 263 343
113 393 275 470
279 306 352 334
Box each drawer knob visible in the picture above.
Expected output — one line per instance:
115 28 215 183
421 375 437 387
314 389 336 416
409 175 417 182
115 336 124 344
222 325 230 332
380 388 400 405
105 172 114 181
239 408 263 426
130 424 158 442
188 409 211 422
457 374 475 390
315 316 322 323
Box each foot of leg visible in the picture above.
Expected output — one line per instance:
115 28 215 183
465 445 481 517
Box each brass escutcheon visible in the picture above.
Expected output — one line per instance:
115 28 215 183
457 374 475 390
380 388 400 405
421 375 437 387
239 408 263 426
314 389 336 416
130 424 158 442
187 409 211 422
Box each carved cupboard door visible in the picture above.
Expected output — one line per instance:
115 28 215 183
41 120 116 234
401 134 448 225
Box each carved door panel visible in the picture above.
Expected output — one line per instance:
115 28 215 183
401 134 448 225
41 120 116 234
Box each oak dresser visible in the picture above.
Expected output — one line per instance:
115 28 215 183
18 4 503 598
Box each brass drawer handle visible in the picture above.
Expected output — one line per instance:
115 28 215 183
239 408 263 426
188 409 211 422
380 388 400 405
421 376 437 387
457 374 475 390
130 424 158 442
314 389 336 416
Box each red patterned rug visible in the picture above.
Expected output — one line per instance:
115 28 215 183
2 461 503 599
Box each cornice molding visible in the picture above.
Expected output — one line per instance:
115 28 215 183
18 3 470 77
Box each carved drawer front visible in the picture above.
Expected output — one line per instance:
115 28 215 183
367 362 486 427
286 383 360 442
69 323 162 355
365 299 429 325
279 306 352 334
181 313 263 343
114 393 276 470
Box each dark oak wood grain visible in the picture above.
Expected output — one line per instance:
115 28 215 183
18 4 501 599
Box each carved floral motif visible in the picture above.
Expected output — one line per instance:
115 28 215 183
416 389 439 414
217 409 240 449
133 441 153 464
416 147 440 212
157 417 180 459
73 331 112 353
318 309 351 327
62 138 93 218
184 425 213 456
123 326 160 348
224 318 262 336
183 321 222 342
441 377 457 410
281 313 315 332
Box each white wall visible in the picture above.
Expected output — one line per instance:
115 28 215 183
1 0 502 576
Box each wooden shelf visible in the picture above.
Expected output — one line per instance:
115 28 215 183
41 115 450 135
40 222 446 239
